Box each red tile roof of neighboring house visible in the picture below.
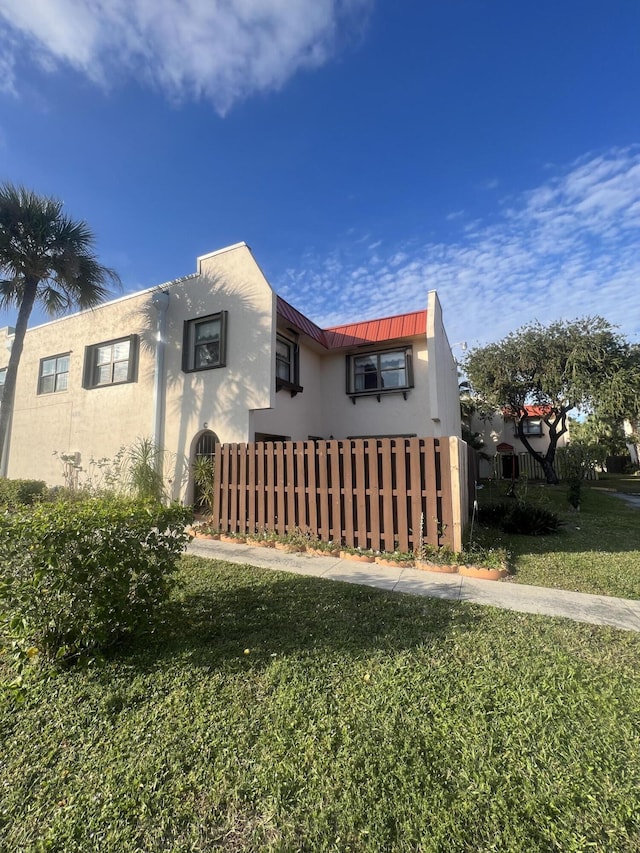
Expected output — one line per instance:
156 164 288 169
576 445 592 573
324 310 427 349
276 298 427 350
504 405 552 418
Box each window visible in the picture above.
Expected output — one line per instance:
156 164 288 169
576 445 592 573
38 353 70 394
83 335 138 388
347 348 413 397
275 335 302 395
182 312 227 372
521 418 543 436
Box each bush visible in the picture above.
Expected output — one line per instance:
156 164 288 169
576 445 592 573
0 478 47 509
479 501 563 535
0 497 192 664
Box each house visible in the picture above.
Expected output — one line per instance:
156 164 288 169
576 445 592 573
471 405 570 480
0 242 461 503
623 419 640 468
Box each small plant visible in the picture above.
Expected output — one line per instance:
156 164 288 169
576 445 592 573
338 544 376 556
460 542 509 570
246 528 278 544
123 437 167 502
273 528 313 551
376 549 415 565
192 454 216 516
193 521 220 537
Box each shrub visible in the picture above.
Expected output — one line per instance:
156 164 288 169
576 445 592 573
0 478 47 509
479 501 562 535
0 497 192 665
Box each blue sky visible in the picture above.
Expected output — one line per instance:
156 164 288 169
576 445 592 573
1 0 640 350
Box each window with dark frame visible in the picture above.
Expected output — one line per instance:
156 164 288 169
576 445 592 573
83 335 138 389
275 334 302 395
182 312 228 373
347 348 413 397
276 336 293 382
38 353 70 394
521 417 543 436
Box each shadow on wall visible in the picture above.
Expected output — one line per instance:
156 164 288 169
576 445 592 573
131 268 273 502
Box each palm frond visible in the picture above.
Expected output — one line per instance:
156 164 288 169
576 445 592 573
0 182 121 319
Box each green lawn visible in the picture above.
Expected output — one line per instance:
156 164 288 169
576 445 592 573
2 557 639 852
474 476 640 599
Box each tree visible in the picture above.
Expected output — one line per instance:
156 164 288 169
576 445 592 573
568 413 628 458
0 184 120 464
464 317 640 484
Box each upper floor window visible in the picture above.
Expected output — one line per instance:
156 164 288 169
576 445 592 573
183 312 227 372
275 334 302 395
521 417 543 436
38 353 70 394
83 335 138 389
347 348 413 397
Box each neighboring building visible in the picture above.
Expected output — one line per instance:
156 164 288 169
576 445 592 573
471 405 570 480
624 418 640 467
0 242 460 502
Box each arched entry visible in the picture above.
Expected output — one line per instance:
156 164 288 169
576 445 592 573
496 443 519 480
190 429 219 513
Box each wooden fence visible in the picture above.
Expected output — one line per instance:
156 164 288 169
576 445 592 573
492 450 598 481
211 437 468 552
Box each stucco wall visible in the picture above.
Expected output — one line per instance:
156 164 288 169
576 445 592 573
1 243 275 497
160 245 274 498
426 291 461 438
250 335 325 439
1 293 155 486
318 341 431 438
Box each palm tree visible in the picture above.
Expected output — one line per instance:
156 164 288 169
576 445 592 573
0 183 120 464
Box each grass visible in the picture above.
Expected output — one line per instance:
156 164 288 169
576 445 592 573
2 556 640 852
473 475 640 599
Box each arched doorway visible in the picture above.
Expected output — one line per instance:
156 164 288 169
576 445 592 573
191 429 219 513
496 443 519 480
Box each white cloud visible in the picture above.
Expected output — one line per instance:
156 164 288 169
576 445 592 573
0 0 372 113
278 147 640 348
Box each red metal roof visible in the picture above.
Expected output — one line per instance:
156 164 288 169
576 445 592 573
276 298 427 350
276 296 328 347
323 310 427 349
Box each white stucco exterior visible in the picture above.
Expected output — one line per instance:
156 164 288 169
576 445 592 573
0 243 461 501
471 409 570 479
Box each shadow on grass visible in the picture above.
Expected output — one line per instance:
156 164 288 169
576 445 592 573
474 482 640 560
116 558 477 675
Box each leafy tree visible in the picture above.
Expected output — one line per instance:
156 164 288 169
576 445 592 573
464 317 640 484
459 376 498 456
0 184 119 463
568 414 628 458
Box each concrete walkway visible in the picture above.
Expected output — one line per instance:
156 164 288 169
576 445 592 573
187 538 640 633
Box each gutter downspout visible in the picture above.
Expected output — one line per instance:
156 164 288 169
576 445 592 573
151 291 170 452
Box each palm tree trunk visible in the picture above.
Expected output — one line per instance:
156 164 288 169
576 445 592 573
0 276 39 470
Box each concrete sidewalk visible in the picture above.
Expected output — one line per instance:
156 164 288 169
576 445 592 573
187 538 640 633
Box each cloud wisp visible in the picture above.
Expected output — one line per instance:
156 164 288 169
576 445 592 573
279 147 640 348
0 0 372 113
